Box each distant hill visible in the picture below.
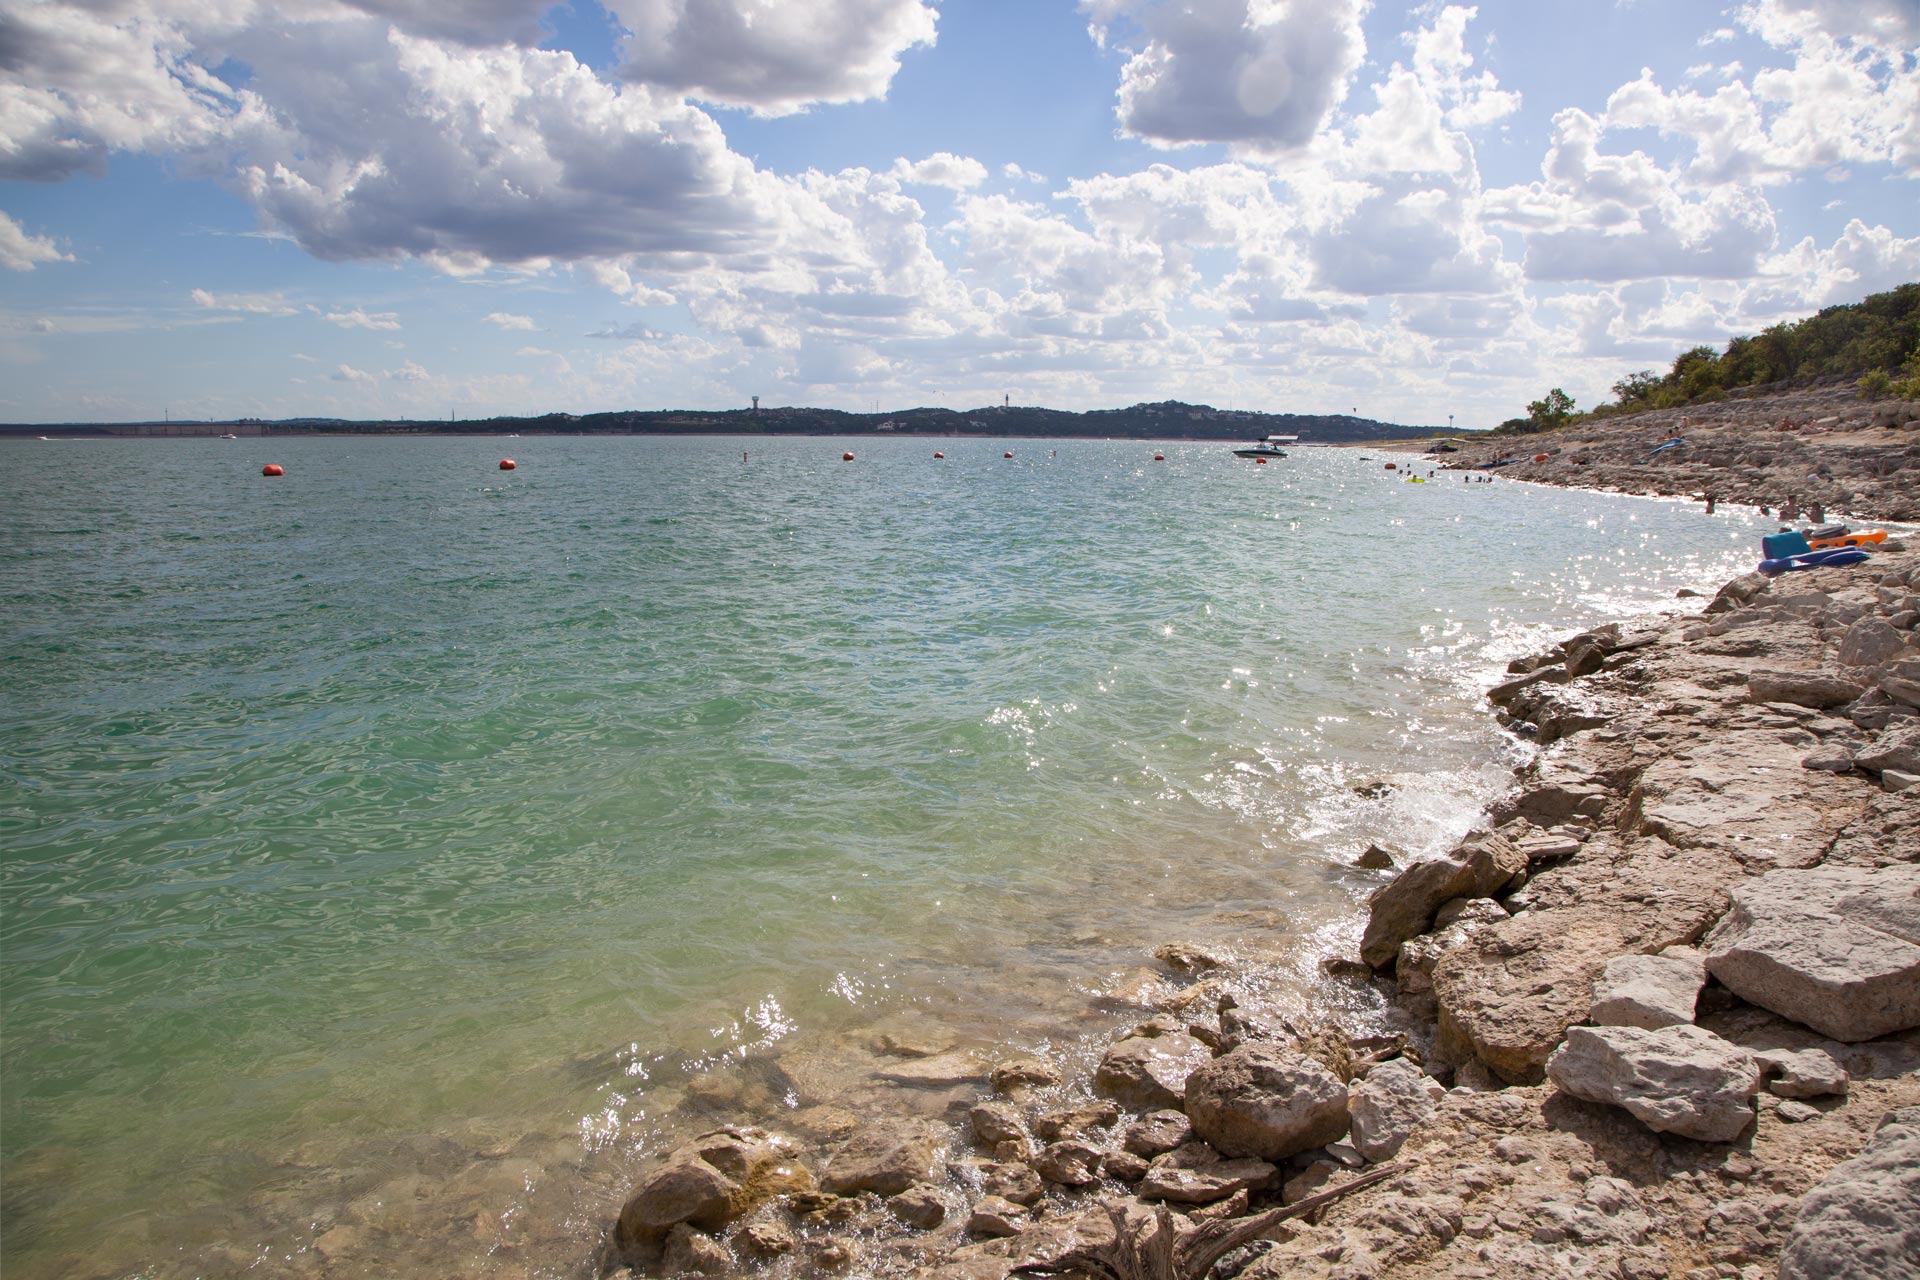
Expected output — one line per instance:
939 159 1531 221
1 400 1457 443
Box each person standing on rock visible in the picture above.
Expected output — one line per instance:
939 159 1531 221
1706 493 1718 515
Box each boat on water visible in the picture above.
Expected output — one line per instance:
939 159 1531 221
1233 434 1297 458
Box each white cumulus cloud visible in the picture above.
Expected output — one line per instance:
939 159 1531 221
891 153 990 190
191 287 300 314
0 211 73 270
611 0 938 115
322 308 402 330
484 312 538 330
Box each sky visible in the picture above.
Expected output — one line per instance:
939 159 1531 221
1 0 1916 427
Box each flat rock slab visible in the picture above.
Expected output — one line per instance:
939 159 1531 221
1757 1047 1850 1098
1779 1106 1920 1279
1136 1142 1276 1204
1632 731 1864 866
1589 952 1706 1031
1546 1024 1761 1143
1704 864 1920 1041
874 1051 989 1088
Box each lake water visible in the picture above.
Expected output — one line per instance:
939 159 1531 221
0 435 1770 1277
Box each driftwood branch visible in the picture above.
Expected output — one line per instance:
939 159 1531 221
1012 1157 1413 1280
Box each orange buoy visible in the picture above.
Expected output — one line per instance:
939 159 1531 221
1153 454 1165 462
933 451 944 459
1255 457 1267 465
261 463 284 477
499 458 516 470
842 451 855 461
1003 451 1014 458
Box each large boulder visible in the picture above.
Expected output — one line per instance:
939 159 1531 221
1092 1031 1211 1110
1347 1058 1442 1162
1588 952 1706 1031
1183 1043 1349 1161
819 1122 942 1197
1779 1107 1920 1280
1703 865 1920 1041
1545 1024 1761 1143
1359 832 1526 968
617 1127 812 1250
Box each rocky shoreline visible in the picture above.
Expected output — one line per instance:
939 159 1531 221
1432 382 1920 524
603 530 1920 1279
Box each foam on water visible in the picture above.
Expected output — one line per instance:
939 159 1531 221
0 437 1771 1276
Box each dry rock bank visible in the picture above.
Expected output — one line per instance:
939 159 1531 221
1438 382 1920 522
604 546 1920 1280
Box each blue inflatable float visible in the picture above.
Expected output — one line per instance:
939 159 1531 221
1757 547 1870 577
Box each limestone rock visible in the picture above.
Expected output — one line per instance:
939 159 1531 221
1746 669 1866 708
660 1223 732 1275
1757 1047 1849 1098
989 1058 1061 1092
1031 1101 1118 1141
969 1102 1026 1149
1779 1107 1920 1280
1840 617 1907 668
1136 1142 1276 1204
1703 865 1920 1041
1434 896 1509 929
891 1185 948 1229
1588 952 1706 1031
1855 722 1920 775
1103 1151 1149 1182
1031 1140 1103 1187
1546 1024 1761 1143
1802 742 1857 772
1360 832 1527 968
616 1127 811 1249
980 1161 1044 1207
966 1196 1029 1238
820 1123 942 1197
1120 1109 1193 1157
739 1221 798 1258
1354 843 1396 870
876 1050 988 1088
1183 1043 1350 1161
1347 1057 1442 1162
1092 1031 1210 1110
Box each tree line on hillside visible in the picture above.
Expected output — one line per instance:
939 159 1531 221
1495 282 1920 435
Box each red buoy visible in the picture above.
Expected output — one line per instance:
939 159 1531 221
1533 453 1549 462
261 463 284 477
1003 451 1013 459
933 451 944 459
1385 462 1396 470
1153 454 1165 462
1255 457 1267 465
843 451 855 461
499 458 516 470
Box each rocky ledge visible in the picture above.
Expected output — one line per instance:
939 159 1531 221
603 545 1920 1280
1436 382 1920 523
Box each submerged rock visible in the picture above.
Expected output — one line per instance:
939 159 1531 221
820 1122 942 1197
616 1127 812 1252
1092 1031 1210 1110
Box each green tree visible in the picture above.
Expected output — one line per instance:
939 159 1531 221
1526 388 1576 429
1611 370 1660 407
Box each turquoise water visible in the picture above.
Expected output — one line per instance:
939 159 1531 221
1 437 1768 1276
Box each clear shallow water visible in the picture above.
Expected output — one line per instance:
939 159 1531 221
0 437 1770 1276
